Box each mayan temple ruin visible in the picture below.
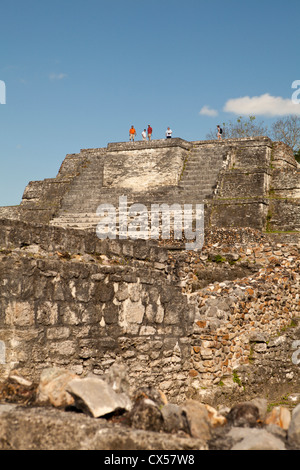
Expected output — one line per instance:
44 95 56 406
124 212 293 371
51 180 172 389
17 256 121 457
0 136 299 448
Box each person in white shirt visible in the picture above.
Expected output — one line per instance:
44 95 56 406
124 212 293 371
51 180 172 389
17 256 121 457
166 127 172 139
142 129 147 141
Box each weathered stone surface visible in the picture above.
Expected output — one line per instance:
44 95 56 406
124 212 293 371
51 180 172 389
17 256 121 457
103 146 186 191
66 377 132 418
204 404 227 428
181 400 212 440
7 136 297 232
36 367 78 408
0 222 299 404
0 404 208 450
0 137 299 403
250 398 268 422
287 403 300 448
226 402 259 427
229 427 286 450
265 406 291 430
1 373 300 450
161 403 190 434
127 398 164 432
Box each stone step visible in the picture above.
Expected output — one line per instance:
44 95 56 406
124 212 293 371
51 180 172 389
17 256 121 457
51 217 202 236
181 174 219 180
179 185 215 191
184 158 220 164
179 178 217 185
60 193 210 210
55 143 224 218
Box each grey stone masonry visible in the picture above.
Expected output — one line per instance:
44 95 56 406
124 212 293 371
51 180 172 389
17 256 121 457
1 136 299 233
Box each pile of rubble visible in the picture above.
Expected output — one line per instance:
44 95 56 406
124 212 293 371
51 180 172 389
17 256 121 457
0 365 299 450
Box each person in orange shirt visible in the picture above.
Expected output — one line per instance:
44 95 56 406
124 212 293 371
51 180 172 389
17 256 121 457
129 125 137 141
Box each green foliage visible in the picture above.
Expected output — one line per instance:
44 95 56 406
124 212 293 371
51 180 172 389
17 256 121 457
214 254 226 263
232 370 243 387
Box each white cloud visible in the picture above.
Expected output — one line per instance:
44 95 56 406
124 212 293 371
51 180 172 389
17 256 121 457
49 73 68 81
224 93 300 117
199 105 218 117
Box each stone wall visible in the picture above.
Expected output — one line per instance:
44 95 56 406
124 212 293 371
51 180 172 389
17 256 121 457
167 229 300 403
18 151 94 224
0 248 193 401
0 219 192 402
0 136 299 404
0 218 299 404
3 136 298 234
103 146 186 191
208 139 299 232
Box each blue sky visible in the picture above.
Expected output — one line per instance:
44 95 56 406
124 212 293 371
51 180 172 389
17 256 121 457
1 0 299 206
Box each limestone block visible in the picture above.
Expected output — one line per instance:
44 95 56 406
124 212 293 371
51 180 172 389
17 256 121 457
115 283 129 301
121 298 145 325
60 305 82 325
145 303 164 324
229 428 286 450
103 147 186 191
288 404 300 448
49 341 76 357
36 367 78 408
139 326 156 335
46 327 70 340
67 377 132 418
36 302 58 326
265 406 291 430
5 302 34 327
128 282 141 302
181 400 211 440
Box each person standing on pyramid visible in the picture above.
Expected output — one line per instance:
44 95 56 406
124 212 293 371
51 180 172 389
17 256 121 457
217 125 223 140
166 127 172 139
129 125 137 141
147 125 152 141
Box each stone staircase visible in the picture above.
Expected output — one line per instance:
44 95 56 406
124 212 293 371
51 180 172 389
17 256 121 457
177 145 227 203
50 144 227 233
16 136 297 234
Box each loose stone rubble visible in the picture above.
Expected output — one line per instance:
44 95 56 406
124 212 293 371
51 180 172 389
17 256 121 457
0 365 299 450
167 228 300 401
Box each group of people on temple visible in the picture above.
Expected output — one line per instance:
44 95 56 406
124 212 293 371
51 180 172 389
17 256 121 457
129 124 223 142
129 125 173 142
